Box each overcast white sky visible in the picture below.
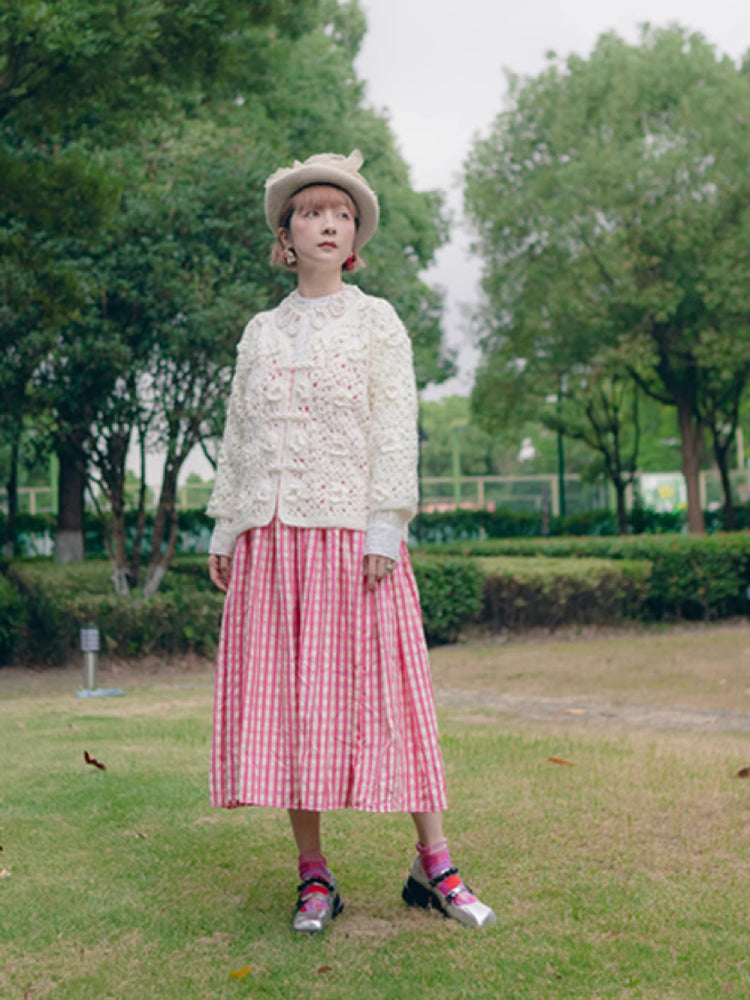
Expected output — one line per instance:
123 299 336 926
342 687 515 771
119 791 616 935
355 0 750 394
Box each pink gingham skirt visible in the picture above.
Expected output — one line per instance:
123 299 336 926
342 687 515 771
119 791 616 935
210 520 447 813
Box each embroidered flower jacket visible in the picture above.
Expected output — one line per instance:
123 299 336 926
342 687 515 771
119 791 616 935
207 286 418 556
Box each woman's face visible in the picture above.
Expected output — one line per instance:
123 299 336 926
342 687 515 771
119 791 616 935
284 185 358 271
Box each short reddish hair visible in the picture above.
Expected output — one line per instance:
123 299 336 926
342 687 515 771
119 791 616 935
270 184 365 271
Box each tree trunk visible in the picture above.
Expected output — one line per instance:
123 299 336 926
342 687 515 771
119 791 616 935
55 439 86 562
677 404 705 535
143 500 180 597
143 517 179 598
614 480 628 535
144 460 180 597
713 437 736 531
99 429 131 593
3 427 20 557
128 432 149 587
109 496 130 595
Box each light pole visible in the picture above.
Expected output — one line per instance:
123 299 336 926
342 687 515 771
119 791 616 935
557 379 566 519
450 421 467 507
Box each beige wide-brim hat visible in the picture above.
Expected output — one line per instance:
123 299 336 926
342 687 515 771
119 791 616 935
264 149 379 251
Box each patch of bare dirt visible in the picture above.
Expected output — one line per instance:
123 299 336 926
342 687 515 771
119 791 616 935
434 688 750 732
6 622 750 732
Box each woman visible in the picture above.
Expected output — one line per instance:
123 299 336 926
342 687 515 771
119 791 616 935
207 150 495 932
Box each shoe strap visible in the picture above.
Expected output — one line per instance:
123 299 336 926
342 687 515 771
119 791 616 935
429 866 475 903
428 866 459 888
296 875 334 904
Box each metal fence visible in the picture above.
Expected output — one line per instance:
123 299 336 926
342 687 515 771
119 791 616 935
419 475 608 517
6 470 750 519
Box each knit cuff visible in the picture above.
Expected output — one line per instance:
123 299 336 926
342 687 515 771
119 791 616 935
365 510 407 562
209 522 236 558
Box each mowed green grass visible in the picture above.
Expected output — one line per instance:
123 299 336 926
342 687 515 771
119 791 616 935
1 636 750 1000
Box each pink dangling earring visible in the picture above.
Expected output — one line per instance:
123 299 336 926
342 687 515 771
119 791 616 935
342 253 357 271
282 247 297 267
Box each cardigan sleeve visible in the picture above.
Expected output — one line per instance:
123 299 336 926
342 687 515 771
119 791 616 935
206 320 254 556
366 299 419 526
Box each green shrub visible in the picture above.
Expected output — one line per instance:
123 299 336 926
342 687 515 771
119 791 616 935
629 505 684 534
0 571 28 664
477 556 652 629
0 554 484 662
411 555 484 645
426 532 750 621
410 508 542 543
5 560 76 663
409 505 682 544
60 590 224 658
549 510 618 536
4 558 223 664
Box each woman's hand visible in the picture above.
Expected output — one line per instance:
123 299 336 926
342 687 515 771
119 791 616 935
208 554 232 592
363 554 396 591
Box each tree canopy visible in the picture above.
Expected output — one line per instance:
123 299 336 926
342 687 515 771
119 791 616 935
465 25 750 532
1 0 453 581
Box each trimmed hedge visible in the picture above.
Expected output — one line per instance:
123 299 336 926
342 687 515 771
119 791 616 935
409 505 684 543
476 556 652 630
0 574 27 663
4 529 748 663
411 555 484 645
426 532 750 621
2 558 225 665
0 553 484 664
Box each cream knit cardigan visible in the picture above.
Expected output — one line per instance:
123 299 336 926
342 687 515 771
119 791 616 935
207 285 418 557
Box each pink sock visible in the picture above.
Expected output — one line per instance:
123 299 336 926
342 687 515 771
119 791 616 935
417 840 477 905
298 851 332 913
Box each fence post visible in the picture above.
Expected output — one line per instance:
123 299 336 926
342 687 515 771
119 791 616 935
550 475 560 517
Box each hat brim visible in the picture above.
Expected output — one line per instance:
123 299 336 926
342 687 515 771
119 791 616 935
265 164 379 251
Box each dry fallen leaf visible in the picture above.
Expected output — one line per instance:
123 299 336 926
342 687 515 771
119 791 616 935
84 751 106 771
547 757 574 767
229 966 252 980
317 966 333 974
735 766 750 779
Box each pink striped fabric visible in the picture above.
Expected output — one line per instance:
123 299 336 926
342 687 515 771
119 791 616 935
211 519 447 813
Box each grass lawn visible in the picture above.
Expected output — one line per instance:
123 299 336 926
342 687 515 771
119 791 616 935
2 625 750 999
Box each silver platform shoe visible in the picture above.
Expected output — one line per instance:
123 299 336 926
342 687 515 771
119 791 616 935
291 875 344 933
402 857 496 928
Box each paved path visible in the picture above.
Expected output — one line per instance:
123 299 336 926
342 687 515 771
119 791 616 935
435 688 750 732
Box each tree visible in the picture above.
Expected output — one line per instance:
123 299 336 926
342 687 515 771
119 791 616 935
419 396 497 479
465 25 750 533
544 367 640 533
21 1 452 591
0 0 328 561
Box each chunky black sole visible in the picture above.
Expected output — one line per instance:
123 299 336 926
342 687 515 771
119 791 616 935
402 876 448 917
